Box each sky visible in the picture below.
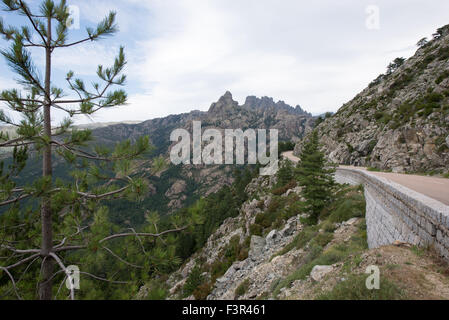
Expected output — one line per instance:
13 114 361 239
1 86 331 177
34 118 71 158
1 0 449 125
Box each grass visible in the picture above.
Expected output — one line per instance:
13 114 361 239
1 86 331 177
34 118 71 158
436 70 449 84
235 279 250 298
271 185 369 298
367 167 392 173
317 274 406 300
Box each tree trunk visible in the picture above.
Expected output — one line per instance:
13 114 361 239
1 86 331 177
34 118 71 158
39 16 53 301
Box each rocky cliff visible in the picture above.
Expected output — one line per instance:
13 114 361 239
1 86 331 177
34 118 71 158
295 25 449 174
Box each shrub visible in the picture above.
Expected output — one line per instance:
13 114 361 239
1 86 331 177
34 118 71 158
317 274 405 300
250 223 263 236
209 236 248 279
436 70 449 84
272 180 297 196
436 136 449 152
145 280 168 300
366 140 377 155
313 232 334 247
437 46 449 60
327 193 366 223
183 266 204 297
193 282 212 300
235 279 250 298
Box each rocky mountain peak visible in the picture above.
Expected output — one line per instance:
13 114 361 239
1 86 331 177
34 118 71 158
208 91 239 114
243 95 311 116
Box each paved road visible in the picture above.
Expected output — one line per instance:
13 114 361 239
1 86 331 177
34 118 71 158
282 151 449 206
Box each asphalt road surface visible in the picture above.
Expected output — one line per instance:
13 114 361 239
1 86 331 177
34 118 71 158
282 151 449 206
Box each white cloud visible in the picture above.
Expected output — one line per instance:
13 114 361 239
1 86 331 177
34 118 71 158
3 0 449 125
112 0 449 122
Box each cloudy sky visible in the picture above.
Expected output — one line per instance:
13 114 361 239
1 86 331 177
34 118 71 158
1 0 449 124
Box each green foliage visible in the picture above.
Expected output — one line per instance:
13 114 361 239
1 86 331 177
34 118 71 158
435 136 449 153
366 139 377 155
317 274 405 300
250 223 263 237
235 279 250 298
417 37 429 48
278 141 295 154
273 216 368 298
321 186 366 223
295 131 335 224
271 180 297 196
386 57 405 76
0 0 189 300
389 72 414 91
276 159 294 187
314 116 324 127
436 70 449 85
193 282 212 300
183 266 204 298
144 280 168 300
209 235 248 280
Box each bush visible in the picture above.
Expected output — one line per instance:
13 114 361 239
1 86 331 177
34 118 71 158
210 235 249 279
183 266 204 297
327 193 366 223
317 274 405 300
145 280 168 300
436 70 449 84
235 279 250 298
193 282 212 300
366 140 377 155
250 223 263 236
313 232 334 247
272 180 297 196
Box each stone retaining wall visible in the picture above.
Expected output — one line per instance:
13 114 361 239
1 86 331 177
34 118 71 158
335 168 449 260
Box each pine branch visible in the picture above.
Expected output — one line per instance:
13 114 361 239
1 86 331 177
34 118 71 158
17 0 48 46
2 253 40 270
102 246 144 269
49 252 75 300
99 226 189 243
0 266 22 299
0 193 32 206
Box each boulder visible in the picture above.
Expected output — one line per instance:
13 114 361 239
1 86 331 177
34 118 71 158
280 218 297 237
310 265 334 282
266 230 279 246
344 217 359 226
249 236 266 259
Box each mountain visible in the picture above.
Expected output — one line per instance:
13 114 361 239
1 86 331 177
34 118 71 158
295 25 449 174
92 91 314 149
75 93 314 221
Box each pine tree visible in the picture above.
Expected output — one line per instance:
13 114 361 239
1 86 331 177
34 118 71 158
0 0 187 300
296 131 335 224
276 159 294 187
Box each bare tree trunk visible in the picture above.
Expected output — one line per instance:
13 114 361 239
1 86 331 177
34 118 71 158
39 16 53 301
